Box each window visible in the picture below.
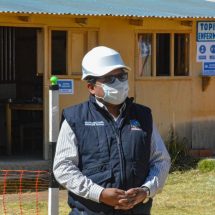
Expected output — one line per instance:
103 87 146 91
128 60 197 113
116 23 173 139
0 27 16 83
137 34 152 76
156 34 170 76
51 30 67 75
137 33 189 77
174 34 189 76
50 29 98 76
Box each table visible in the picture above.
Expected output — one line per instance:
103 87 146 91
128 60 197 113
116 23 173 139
6 103 43 155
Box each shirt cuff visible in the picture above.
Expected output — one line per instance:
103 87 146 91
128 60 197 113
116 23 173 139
141 181 157 198
89 184 105 203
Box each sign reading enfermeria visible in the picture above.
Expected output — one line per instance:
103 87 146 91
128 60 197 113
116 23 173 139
196 21 215 76
197 21 215 42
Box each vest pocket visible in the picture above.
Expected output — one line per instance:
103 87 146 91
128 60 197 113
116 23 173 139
132 162 148 187
82 163 112 185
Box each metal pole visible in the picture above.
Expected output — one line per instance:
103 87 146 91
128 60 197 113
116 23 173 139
48 76 59 215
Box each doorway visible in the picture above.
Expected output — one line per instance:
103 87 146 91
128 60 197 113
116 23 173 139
0 27 43 158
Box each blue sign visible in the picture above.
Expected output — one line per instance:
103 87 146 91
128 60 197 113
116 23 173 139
203 62 215 76
199 45 206 54
197 21 215 42
57 79 74 94
210 45 215 54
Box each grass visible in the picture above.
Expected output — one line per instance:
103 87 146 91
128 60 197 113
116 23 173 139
0 190 70 215
1 170 215 215
151 170 215 215
197 159 215 173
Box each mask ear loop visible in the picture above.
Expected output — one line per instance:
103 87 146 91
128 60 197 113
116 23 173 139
94 83 105 101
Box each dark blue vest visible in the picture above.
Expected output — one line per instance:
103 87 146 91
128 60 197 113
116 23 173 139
62 96 153 215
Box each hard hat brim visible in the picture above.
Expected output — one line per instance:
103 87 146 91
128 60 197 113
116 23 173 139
82 65 131 80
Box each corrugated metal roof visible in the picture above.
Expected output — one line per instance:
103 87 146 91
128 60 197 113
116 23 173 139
0 0 215 18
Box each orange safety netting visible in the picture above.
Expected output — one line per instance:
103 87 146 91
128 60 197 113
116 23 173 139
0 170 49 215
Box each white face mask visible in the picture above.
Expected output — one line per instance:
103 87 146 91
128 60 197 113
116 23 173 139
96 79 129 105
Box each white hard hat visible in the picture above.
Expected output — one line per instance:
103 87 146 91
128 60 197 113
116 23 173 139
82 46 131 80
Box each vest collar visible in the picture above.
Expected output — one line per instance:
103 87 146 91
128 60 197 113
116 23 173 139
89 95 134 119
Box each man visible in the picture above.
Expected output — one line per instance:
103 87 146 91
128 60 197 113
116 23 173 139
53 46 171 215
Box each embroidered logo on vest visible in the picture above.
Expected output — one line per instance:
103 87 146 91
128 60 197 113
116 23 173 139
85 121 104 126
130 119 142 130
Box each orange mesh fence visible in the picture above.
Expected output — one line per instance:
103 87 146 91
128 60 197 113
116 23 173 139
0 170 49 215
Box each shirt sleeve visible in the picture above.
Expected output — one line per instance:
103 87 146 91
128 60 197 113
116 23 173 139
53 120 104 203
142 123 171 198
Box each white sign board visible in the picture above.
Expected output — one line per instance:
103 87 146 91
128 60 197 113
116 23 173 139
197 21 215 42
202 62 215 76
57 79 74 94
196 42 215 62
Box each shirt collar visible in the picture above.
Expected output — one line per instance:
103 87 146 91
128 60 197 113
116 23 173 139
95 98 126 121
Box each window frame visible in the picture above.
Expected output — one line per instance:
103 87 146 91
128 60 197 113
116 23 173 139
48 27 99 79
135 30 191 80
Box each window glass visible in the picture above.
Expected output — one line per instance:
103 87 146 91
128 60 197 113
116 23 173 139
137 34 152 76
156 33 170 76
174 34 189 76
51 31 67 75
0 27 16 83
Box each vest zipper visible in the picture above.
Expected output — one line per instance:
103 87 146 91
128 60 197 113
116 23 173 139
93 102 128 188
114 126 126 188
